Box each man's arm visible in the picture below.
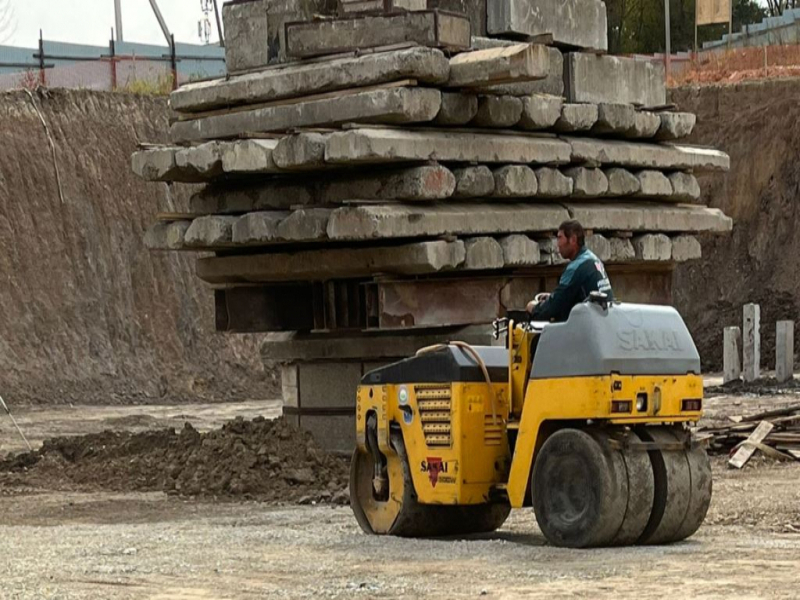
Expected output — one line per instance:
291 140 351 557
530 267 582 322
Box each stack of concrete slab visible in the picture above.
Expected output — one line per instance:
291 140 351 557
134 0 733 453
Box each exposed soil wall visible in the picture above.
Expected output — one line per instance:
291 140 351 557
671 78 800 370
0 89 272 405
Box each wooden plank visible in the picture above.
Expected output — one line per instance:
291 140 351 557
728 421 774 469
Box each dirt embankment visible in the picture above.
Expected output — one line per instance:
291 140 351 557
0 89 271 405
671 79 800 370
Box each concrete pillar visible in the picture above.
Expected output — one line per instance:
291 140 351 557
723 326 741 384
776 320 794 383
743 303 761 382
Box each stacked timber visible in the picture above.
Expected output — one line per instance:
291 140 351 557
133 0 732 452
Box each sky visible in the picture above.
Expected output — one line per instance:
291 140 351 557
1 0 222 48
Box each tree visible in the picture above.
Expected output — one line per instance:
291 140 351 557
606 0 767 53
0 0 16 45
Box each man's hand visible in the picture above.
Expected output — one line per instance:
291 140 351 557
526 293 551 313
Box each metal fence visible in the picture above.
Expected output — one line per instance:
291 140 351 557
0 35 226 92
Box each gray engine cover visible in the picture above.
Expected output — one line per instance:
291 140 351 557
530 302 701 379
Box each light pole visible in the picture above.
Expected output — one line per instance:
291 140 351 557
114 0 123 41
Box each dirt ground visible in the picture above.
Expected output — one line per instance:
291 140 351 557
1 386 800 599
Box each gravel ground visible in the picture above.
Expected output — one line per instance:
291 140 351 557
1 390 800 599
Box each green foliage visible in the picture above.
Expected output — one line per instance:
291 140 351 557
118 73 175 96
606 0 768 53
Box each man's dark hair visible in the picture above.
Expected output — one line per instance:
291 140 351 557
559 220 585 247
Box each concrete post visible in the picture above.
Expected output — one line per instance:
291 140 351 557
776 320 794 383
743 303 760 382
723 326 741 384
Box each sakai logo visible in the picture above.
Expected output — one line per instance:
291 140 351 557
420 457 447 487
617 328 683 352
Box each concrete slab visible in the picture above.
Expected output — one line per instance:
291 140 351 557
487 0 608 51
535 167 573 197
518 94 563 130
469 42 564 96
285 11 471 59
493 165 538 197
605 168 640 196
324 128 572 166
433 93 479 125
170 47 450 113
170 87 442 142
472 95 523 127
565 167 609 197
554 103 598 132
609 236 635 261
223 0 270 72
632 233 672 261
636 170 673 197
184 216 238 247
174 142 224 178
776 320 795 383
131 147 180 182
668 172 701 202
586 233 611 261
591 103 636 135
196 240 466 283
272 133 327 171
743 303 761 382
447 43 549 88
565 203 733 232
464 237 505 269
565 137 731 172
723 326 742 383
231 211 291 245
671 234 702 261
144 220 191 250
220 139 281 174
626 111 661 138
453 165 495 197
655 112 697 141
500 234 540 266
564 53 666 106
326 202 569 240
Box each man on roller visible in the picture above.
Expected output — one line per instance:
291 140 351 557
526 220 613 322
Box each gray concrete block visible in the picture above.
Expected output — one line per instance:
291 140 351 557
743 303 761 382
518 94 563 130
655 112 697 141
565 167 609 197
632 233 672 261
170 47 450 113
564 53 666 106
464 237 505 269
591 103 636 135
566 203 732 233
565 137 731 172
535 167 573 197
326 203 569 240
281 364 299 408
487 0 608 51
131 147 180 182
285 11 471 59
472 95 523 127
585 233 611 261
538 237 567 264
447 43 549 88
223 0 270 72
668 172 702 202
671 235 702 261
174 142 224 178
453 166 495 197
184 216 238 247
609 237 635 261
170 87 442 143
776 320 794 383
299 414 355 456
625 111 661 138
231 211 290 245
433 93 479 125
298 362 362 408
324 128 572 167
197 240 466 283
723 326 742 383
275 208 332 241
143 220 191 250
469 43 564 96
605 168 640 196
636 170 673 197
493 165 538 197
221 139 281 174
554 103 598 132
273 133 327 171
500 234 540 266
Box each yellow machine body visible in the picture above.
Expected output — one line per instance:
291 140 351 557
355 324 703 510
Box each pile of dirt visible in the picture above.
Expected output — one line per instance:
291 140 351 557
670 79 800 371
0 416 349 504
705 377 800 397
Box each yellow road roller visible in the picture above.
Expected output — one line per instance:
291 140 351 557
350 295 712 547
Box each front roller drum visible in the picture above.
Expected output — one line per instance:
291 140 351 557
350 430 510 537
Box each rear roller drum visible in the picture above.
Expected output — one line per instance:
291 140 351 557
610 429 656 546
532 428 628 548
